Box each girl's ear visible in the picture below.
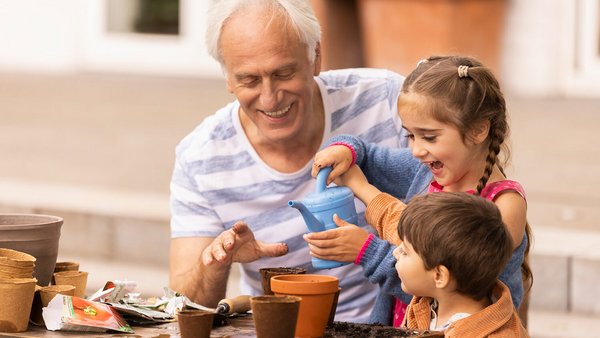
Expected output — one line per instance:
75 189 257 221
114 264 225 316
433 265 451 289
471 121 490 145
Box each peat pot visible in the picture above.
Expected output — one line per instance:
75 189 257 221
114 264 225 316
0 214 63 286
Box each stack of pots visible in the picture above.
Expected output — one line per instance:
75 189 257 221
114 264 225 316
0 248 38 333
0 214 64 333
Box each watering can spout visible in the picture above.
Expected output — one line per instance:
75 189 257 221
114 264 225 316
288 200 323 233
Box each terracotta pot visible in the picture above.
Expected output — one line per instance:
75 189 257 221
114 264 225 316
251 295 302 338
271 274 339 338
357 0 508 75
327 287 341 326
53 270 88 298
259 267 306 295
0 277 37 333
177 309 214 338
0 214 63 287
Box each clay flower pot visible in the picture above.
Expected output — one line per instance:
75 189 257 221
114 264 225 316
177 309 214 338
251 295 302 338
53 270 88 298
0 277 37 333
271 274 339 338
0 214 63 286
259 267 306 295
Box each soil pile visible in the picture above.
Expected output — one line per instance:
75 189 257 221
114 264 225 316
324 321 444 338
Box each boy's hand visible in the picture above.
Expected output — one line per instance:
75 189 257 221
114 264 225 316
312 145 354 185
303 214 370 262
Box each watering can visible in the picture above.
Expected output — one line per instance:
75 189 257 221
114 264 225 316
288 167 357 269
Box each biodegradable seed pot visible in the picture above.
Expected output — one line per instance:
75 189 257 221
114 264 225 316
271 274 339 338
0 277 37 333
259 267 306 295
0 214 63 286
251 295 302 338
177 309 214 338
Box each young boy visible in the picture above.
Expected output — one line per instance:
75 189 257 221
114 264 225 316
395 192 528 337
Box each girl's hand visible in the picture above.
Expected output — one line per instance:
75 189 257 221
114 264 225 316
303 214 370 262
312 145 354 185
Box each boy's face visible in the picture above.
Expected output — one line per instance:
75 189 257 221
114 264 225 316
393 240 436 297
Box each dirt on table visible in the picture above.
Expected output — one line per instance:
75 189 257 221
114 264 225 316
324 321 444 338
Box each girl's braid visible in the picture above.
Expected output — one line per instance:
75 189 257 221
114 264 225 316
476 121 503 195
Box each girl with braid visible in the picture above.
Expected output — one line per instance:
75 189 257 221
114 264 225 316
304 55 533 328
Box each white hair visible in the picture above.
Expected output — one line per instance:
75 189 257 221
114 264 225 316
205 0 321 66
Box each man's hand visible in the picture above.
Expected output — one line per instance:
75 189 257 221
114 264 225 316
202 221 288 266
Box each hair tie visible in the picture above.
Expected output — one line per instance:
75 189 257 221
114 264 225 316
417 59 429 67
458 65 469 78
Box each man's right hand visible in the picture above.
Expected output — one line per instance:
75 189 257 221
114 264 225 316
202 221 289 266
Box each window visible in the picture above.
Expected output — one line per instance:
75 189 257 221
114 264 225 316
106 0 180 35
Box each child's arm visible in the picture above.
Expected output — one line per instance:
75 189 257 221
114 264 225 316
495 192 527 250
315 135 431 202
365 193 406 245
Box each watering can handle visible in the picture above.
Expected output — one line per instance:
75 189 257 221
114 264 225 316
316 166 333 193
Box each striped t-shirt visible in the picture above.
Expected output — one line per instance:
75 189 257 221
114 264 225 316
170 68 408 323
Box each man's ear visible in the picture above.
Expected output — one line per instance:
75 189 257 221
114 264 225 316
433 265 451 289
471 121 490 145
313 42 322 76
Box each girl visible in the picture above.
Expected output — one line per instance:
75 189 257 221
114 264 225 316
304 55 532 326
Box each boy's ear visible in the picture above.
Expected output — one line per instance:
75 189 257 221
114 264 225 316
433 265 451 289
471 121 490 144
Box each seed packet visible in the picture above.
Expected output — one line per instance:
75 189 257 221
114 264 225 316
42 294 133 333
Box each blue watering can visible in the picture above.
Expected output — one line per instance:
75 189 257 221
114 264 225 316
288 166 357 269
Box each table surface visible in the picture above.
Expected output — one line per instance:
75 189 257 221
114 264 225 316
0 316 256 338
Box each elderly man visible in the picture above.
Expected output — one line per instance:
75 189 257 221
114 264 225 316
169 0 414 322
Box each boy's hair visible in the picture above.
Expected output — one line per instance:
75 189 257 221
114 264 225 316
398 192 513 300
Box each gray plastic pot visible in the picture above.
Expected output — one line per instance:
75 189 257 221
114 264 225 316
0 214 63 286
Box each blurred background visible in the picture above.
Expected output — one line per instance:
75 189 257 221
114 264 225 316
0 1 599 336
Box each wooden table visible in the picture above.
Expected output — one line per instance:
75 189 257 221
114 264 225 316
0 316 256 338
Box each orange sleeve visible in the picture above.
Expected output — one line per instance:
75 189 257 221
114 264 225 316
364 193 406 246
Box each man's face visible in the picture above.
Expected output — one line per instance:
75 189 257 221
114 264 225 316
219 9 320 144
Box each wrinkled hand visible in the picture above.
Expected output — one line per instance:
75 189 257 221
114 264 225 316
202 222 288 266
303 215 370 262
312 145 354 185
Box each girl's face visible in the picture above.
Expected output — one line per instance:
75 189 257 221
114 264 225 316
398 93 487 192
393 241 435 297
